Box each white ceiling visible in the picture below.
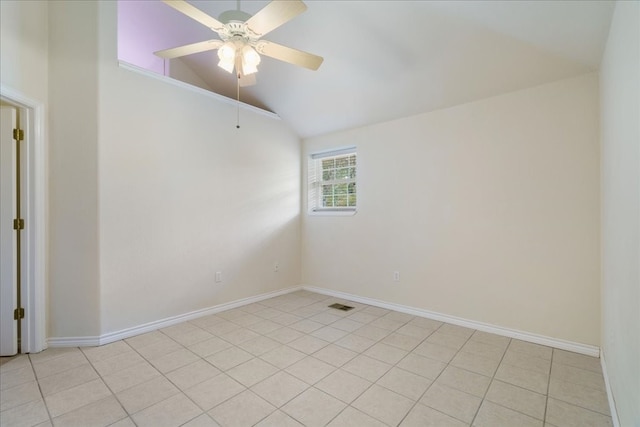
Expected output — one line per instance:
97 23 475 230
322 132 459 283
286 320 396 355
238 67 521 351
120 1 614 138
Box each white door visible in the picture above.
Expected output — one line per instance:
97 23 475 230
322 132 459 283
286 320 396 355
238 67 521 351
0 106 18 356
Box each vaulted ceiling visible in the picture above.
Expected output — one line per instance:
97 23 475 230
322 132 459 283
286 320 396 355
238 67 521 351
118 1 614 138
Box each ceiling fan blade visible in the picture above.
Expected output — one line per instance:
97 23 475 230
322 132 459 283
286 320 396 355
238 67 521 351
239 73 257 87
245 0 307 37
255 40 323 70
154 39 223 59
162 0 225 32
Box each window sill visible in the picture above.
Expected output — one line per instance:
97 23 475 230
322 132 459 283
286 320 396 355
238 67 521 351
308 210 357 217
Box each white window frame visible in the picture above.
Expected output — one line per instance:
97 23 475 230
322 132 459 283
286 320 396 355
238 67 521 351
308 147 357 215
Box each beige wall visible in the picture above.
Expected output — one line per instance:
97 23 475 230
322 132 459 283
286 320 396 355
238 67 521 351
303 73 601 346
96 2 302 334
600 1 640 425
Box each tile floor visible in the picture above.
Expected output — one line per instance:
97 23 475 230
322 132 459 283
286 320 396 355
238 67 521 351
0 290 612 427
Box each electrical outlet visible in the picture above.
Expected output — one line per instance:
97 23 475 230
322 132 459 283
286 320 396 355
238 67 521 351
215 271 222 283
274 262 279 272
393 271 400 282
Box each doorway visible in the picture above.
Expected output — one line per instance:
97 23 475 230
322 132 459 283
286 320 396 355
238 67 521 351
0 87 47 354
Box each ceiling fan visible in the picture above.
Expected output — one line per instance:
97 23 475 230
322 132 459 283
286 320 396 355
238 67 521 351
155 0 323 87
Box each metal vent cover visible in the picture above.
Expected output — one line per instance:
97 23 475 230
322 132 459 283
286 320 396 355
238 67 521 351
328 303 355 311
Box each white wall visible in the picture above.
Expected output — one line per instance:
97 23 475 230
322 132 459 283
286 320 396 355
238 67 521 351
600 1 640 425
303 73 601 346
97 2 301 334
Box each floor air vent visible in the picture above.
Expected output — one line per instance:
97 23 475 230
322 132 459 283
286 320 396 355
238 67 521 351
328 303 355 311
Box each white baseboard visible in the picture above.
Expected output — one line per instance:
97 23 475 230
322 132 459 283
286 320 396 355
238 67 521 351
600 349 621 427
47 286 302 348
303 285 600 357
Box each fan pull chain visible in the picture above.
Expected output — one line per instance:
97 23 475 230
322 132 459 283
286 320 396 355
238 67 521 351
236 72 241 129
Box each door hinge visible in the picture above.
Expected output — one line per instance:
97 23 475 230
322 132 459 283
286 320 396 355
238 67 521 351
13 128 24 141
14 308 25 320
13 218 25 230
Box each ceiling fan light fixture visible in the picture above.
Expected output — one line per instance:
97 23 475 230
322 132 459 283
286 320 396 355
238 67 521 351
217 42 236 73
241 45 261 75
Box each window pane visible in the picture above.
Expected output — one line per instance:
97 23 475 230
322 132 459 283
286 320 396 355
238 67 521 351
336 168 350 179
335 184 348 195
336 157 349 168
323 195 334 207
348 182 356 194
349 167 356 179
348 195 356 206
322 158 335 169
322 170 334 181
322 185 333 196
335 195 348 206
349 155 356 166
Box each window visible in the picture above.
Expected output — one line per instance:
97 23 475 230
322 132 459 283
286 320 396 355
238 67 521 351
308 147 357 213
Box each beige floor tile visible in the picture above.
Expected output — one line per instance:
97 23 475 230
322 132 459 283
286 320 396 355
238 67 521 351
473 400 543 427
282 388 347 427
381 332 422 351
81 341 131 363
240 303 269 314
0 399 50 427
208 390 275 426
309 312 343 325
287 335 330 354
116 376 179 414
149 348 200 374
545 397 613 427
0 365 36 391
502 349 551 375
494 362 549 394
201 320 242 336
189 314 224 328
271 313 303 326
508 340 552 360
101 361 160 394
184 373 245 411
334 334 376 353
205 346 253 371
413 341 458 363
469 331 510 349
220 328 261 346
255 410 304 427
171 328 215 347
421 382 482 423
450 350 501 377
251 371 309 407
134 338 182 360
344 312 377 325
32 352 89 379
553 350 602 373
312 344 357 367
352 325 392 341
109 417 137 427
362 306 390 317
259 345 306 369
548 377 610 415
384 311 415 323
289 319 325 334
369 316 406 331
166 359 220 390
266 327 305 344
485 380 546 420
286 356 336 385
91 351 145 377
125 331 168 350
364 342 408 365
342 355 392 382
227 358 278 387
352 384 414 426
408 317 443 330
132 393 202 427
36 364 99 396
400 403 468 427
315 369 372 403
435 366 491 398
438 324 475 338
237 336 280 356
51 396 126 427
395 324 434 340
1 355 31 372
377 366 432 401
311 326 350 343
397 353 447 380
216 308 247 321
247 320 282 335
181 413 221 427
1 381 42 412
254 308 287 320
188 337 233 358
29 348 82 365
425 331 469 350
161 322 202 337
551 363 606 392
461 339 507 360
327 406 387 427
44 378 111 418
231 313 263 327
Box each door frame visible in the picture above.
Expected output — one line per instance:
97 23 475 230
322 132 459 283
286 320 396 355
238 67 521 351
1 84 47 353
